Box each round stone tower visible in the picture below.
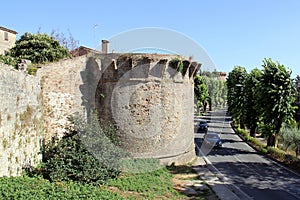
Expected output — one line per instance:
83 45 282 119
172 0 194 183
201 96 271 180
95 53 200 165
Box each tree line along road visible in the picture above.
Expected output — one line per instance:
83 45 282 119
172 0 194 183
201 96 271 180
194 108 300 200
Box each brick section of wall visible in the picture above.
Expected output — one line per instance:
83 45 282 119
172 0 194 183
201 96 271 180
37 56 102 139
0 64 42 177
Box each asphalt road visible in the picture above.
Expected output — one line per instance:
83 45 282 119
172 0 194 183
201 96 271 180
194 108 300 200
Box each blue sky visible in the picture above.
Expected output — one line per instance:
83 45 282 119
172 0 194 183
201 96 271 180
3 0 300 77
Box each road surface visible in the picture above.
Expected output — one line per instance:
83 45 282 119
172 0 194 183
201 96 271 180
194 108 300 200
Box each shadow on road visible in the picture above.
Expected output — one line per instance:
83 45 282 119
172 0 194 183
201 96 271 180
195 108 300 200
207 146 260 156
205 161 300 200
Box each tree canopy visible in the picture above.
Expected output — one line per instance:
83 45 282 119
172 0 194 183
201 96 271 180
194 74 209 112
194 73 227 113
257 58 296 146
244 68 261 137
9 32 70 64
204 76 227 109
227 59 296 147
226 66 247 128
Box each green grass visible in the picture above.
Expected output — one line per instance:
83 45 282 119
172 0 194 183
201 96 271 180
0 176 123 200
235 127 300 174
236 128 266 151
120 158 162 173
106 167 182 199
0 166 188 200
0 156 212 200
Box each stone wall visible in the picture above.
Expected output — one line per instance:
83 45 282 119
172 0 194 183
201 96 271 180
38 53 200 165
95 54 200 164
0 64 42 176
0 53 200 177
37 55 102 139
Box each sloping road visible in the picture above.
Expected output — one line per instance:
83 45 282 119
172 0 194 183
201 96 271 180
194 108 300 200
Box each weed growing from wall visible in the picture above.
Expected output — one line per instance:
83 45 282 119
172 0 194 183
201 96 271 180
2 139 8 150
169 57 184 73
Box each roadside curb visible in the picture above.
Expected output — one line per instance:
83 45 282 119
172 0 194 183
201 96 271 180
192 156 239 200
192 155 252 200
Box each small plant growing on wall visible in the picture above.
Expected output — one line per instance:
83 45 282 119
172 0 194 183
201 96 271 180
2 139 8 150
169 57 184 73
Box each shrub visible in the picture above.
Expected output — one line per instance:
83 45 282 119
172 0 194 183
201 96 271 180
0 54 21 68
261 148 268 154
236 127 248 137
169 57 183 73
28 67 38 75
244 134 251 142
236 127 267 152
29 112 124 185
267 147 287 162
280 127 300 156
9 32 70 64
41 132 119 185
251 137 265 150
235 126 300 174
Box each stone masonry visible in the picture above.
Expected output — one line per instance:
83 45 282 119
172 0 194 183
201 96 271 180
0 64 42 177
0 53 200 177
95 54 200 164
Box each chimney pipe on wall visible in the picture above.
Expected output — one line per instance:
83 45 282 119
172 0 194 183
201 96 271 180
102 40 109 53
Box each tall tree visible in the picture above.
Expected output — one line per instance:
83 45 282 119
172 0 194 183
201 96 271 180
203 76 227 109
257 58 296 147
226 66 247 128
219 80 227 108
194 74 209 113
293 75 300 127
244 68 262 137
9 32 70 64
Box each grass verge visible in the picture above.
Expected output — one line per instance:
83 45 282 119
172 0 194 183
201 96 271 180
235 126 300 174
0 164 217 200
105 167 182 199
0 176 123 200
